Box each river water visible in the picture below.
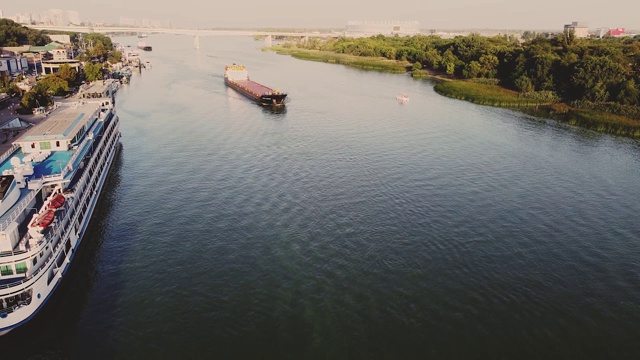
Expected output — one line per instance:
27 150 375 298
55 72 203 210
2 34 640 359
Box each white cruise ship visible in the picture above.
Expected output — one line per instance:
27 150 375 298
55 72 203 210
0 96 121 335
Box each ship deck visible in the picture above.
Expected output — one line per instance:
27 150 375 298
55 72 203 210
0 149 73 178
231 80 277 96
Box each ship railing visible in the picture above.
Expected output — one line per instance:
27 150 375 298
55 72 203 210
0 210 69 290
0 144 20 165
0 190 39 232
41 173 66 182
0 265 42 290
0 292 33 315
0 218 66 289
64 112 105 172
0 248 27 258
57 117 117 243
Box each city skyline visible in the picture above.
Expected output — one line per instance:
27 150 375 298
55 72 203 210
1 0 639 31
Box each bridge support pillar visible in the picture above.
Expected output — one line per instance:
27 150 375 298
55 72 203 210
265 35 272 47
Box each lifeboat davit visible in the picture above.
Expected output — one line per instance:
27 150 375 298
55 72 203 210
47 194 66 210
31 210 55 228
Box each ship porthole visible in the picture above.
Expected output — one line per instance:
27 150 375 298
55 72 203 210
37 293 41 299
0 313 7 318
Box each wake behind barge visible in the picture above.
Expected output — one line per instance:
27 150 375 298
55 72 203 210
224 64 287 106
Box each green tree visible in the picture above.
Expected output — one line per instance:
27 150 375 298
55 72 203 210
478 54 499 78
83 62 103 82
81 33 113 51
616 79 640 106
90 42 107 59
21 87 51 111
56 64 78 86
0 18 50 46
440 49 458 76
35 74 69 96
571 56 626 102
423 48 442 69
108 50 123 64
560 29 577 48
522 31 536 41
514 75 534 93
463 61 482 78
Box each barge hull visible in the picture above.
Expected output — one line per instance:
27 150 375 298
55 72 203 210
225 78 287 106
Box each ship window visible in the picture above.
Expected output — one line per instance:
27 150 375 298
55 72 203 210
15 262 27 274
40 141 51 150
32 257 38 266
40 251 44 258
0 265 13 276
56 141 60 147
31 143 35 149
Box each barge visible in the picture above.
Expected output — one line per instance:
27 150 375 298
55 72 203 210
224 64 287 106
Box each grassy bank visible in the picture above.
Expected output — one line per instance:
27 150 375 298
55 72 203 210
433 80 551 107
533 104 640 138
435 80 640 138
265 46 409 73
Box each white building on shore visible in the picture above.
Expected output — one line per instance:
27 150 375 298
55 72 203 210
564 21 589 38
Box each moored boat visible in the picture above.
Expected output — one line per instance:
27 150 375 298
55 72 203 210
0 92 121 335
224 64 287 106
396 93 409 103
137 41 152 51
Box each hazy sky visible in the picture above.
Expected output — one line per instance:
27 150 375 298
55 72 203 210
3 0 639 30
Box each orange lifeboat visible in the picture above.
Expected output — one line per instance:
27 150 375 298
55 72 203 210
47 194 66 210
31 210 55 228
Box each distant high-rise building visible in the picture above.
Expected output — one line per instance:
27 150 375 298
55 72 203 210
67 10 81 25
346 21 420 38
15 13 32 24
120 17 138 26
48 9 66 26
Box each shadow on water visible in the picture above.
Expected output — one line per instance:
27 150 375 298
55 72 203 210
0 146 125 359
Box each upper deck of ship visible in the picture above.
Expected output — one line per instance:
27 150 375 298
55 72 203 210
0 100 106 178
21 102 97 141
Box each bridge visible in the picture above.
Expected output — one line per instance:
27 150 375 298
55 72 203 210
26 25 342 46
27 25 343 38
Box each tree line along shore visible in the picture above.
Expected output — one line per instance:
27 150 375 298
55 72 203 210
266 32 640 139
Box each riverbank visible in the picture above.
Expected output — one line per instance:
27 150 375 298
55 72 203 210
434 80 640 139
266 45 640 139
265 46 409 73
